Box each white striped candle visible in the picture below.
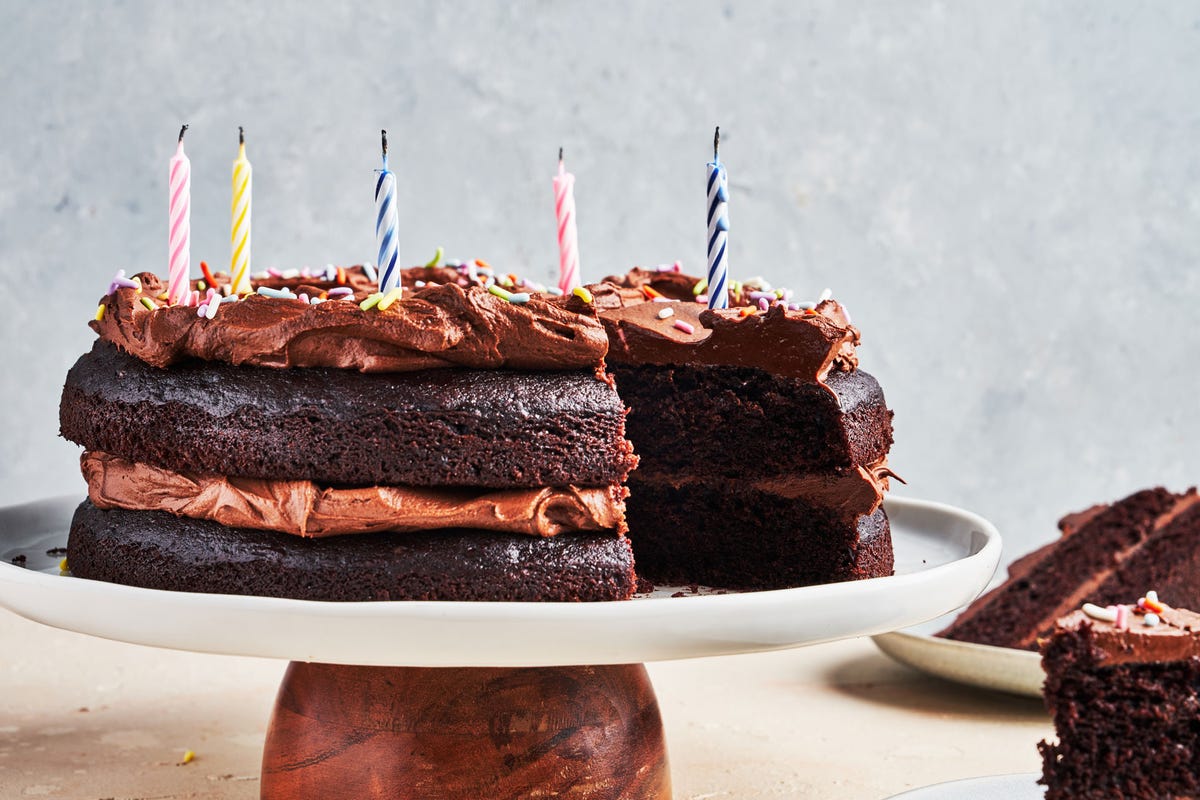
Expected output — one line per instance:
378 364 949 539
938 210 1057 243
554 147 581 294
375 129 400 294
168 125 192 306
230 127 253 294
706 126 730 310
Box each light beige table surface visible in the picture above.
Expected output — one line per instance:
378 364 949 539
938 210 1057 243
0 607 1049 799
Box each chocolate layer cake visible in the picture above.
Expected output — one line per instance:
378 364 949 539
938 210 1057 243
1039 601 1200 799
62 265 639 602
940 488 1200 649
593 268 896 590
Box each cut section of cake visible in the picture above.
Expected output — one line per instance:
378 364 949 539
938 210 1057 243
592 267 896 590
940 488 1200 649
1039 599 1200 799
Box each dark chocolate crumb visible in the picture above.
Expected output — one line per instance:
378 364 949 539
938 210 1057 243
10 554 26 566
45 547 68 556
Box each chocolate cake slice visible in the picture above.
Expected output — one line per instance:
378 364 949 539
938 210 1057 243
1039 602 1200 799
940 488 1200 649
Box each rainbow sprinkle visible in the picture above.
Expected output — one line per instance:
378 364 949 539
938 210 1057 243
657 307 675 319
488 285 514 301
377 287 403 311
94 304 106 321
139 297 156 311
326 286 354 297
359 292 385 311
425 247 444 268
692 278 708 296
1082 603 1118 623
673 320 695 334
572 286 593 304
256 287 296 299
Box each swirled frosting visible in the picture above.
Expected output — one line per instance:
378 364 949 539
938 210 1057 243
590 279 860 381
1054 605 1200 666
82 452 626 538
91 269 607 373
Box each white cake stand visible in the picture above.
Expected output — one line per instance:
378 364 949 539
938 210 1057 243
0 495 999 800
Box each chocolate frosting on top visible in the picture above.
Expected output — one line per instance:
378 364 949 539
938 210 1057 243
91 269 607 373
88 263 858 380
1054 606 1200 666
590 281 860 381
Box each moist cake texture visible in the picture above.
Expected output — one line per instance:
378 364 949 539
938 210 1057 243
1039 601 1200 799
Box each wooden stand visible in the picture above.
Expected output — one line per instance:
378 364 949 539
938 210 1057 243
261 662 672 800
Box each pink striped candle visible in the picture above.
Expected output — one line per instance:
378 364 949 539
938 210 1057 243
168 125 192 306
553 148 581 294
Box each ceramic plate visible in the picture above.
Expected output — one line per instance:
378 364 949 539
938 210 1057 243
886 773 1042 798
872 609 1043 698
0 495 1000 667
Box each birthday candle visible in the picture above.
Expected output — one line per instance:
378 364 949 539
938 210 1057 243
553 147 581 294
168 125 191 306
230 127 253 294
706 126 729 309
375 129 400 294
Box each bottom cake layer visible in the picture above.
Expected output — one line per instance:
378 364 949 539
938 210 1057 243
67 501 637 602
625 479 893 590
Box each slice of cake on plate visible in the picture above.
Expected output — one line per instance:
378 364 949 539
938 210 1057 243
940 487 1200 649
1039 597 1200 799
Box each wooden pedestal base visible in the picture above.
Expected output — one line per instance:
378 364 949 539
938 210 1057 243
260 662 672 800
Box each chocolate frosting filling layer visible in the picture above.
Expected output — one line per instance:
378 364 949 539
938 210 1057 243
1054 606 1200 666
92 271 607 373
83 452 627 538
637 460 893 519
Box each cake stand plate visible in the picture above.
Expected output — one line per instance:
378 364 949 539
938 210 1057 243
0 495 999 667
872 611 1044 698
0 494 1000 799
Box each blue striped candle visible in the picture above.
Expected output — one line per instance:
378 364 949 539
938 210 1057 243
706 126 729 309
375 129 400 294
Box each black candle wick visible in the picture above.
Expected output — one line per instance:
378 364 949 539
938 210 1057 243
178 124 189 142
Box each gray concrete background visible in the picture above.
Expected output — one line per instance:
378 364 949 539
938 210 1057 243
1 1 1197 561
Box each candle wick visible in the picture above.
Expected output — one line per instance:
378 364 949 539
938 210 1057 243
238 126 244 145
713 126 720 161
558 146 564 163
178 124 189 143
381 129 389 158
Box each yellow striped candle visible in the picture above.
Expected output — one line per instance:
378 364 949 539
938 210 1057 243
230 127 252 294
